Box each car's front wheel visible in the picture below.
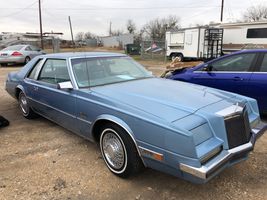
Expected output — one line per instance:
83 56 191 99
99 123 144 178
19 91 37 119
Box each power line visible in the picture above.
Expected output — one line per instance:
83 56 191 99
0 5 221 11
180 7 219 22
0 0 38 18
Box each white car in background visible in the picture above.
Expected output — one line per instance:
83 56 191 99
0 45 45 66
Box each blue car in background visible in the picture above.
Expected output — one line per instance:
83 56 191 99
167 50 267 113
5 52 267 184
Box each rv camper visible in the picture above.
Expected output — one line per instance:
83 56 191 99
219 21 267 53
165 27 223 61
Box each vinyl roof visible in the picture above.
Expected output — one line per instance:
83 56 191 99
40 52 126 59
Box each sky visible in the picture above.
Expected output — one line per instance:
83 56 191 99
1 0 267 40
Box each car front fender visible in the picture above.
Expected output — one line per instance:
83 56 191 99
90 114 145 165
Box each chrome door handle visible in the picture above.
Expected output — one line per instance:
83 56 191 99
233 77 243 81
33 86 39 91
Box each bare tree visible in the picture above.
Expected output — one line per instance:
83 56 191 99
110 29 124 36
84 32 96 39
75 32 84 41
134 28 145 43
243 5 267 21
126 19 136 34
143 15 180 40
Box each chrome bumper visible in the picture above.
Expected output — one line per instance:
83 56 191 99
180 122 267 180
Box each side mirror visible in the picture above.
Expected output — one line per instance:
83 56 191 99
148 71 153 76
57 81 73 90
203 65 213 72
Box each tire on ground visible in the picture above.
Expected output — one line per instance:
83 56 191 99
99 122 144 178
18 91 38 119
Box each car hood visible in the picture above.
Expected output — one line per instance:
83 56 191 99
90 78 237 122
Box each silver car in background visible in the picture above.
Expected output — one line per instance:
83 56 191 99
0 45 45 66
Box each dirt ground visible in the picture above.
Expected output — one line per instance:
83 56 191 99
0 58 267 200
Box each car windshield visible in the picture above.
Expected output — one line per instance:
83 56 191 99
2 45 24 51
71 56 153 88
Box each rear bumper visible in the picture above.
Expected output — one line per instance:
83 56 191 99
180 121 267 181
0 56 25 64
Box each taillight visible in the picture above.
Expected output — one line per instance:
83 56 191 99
11 51 23 56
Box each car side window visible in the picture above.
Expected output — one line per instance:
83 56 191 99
31 46 40 51
25 46 32 51
27 59 44 79
38 59 70 84
260 54 267 72
211 53 256 71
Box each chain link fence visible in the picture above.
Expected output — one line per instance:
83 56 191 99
140 40 167 61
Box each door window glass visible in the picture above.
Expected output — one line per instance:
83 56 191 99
25 46 32 51
30 46 40 51
260 54 267 72
211 53 256 71
38 59 70 84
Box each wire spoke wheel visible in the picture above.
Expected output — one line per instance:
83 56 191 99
99 123 144 178
19 93 29 115
18 91 37 119
101 129 127 172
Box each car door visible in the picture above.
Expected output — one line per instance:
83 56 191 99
24 58 46 106
192 53 257 96
27 58 77 132
24 45 34 59
30 45 43 57
248 53 267 112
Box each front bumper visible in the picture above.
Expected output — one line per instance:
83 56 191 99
180 122 267 181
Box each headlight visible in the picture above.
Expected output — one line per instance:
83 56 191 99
191 123 213 146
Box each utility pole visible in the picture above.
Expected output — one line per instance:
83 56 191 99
38 0 44 49
220 0 224 22
68 16 75 47
109 21 112 36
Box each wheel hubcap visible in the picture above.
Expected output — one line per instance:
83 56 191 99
102 131 125 170
172 55 182 62
20 95 28 115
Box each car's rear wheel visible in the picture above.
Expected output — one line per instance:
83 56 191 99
171 53 184 62
0 63 8 67
18 92 37 119
99 123 144 178
25 56 31 64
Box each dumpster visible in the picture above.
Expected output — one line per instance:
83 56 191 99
125 44 141 55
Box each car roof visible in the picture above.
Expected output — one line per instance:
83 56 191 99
39 52 126 59
9 44 29 48
202 48 267 65
232 49 267 54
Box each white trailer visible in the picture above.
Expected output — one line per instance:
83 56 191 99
219 21 267 53
166 27 223 61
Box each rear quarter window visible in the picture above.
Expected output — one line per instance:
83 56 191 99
27 59 44 79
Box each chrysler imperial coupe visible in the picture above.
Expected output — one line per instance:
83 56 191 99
5 52 267 183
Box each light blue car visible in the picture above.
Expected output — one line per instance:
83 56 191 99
5 52 267 184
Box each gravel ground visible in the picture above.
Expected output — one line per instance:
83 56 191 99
0 63 267 200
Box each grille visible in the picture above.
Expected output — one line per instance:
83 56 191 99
224 108 251 149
